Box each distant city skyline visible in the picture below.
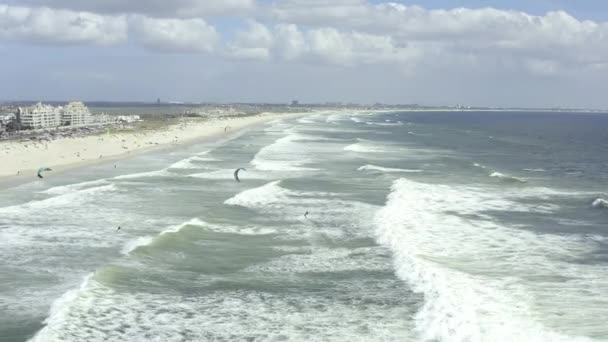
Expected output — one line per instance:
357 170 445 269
1 1 608 108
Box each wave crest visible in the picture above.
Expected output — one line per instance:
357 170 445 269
490 172 527 183
374 178 599 341
357 165 422 173
224 181 289 208
592 198 608 209
28 274 95 342
121 218 207 255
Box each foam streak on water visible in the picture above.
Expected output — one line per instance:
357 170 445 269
358 165 422 173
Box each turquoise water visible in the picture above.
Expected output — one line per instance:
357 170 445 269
1 111 607 341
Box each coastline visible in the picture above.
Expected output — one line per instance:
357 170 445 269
0 112 305 188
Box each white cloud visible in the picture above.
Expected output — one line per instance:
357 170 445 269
271 0 369 26
306 27 354 65
270 1 608 71
236 20 274 48
227 20 273 60
523 59 561 76
4 1 608 70
224 23 424 69
274 24 307 60
0 4 127 45
1 1 608 107
130 16 219 53
227 47 271 60
17 0 256 18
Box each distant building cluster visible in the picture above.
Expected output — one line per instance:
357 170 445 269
186 106 241 118
1 102 114 131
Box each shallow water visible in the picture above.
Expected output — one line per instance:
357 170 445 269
1 111 607 341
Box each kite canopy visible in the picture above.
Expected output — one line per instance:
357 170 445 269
37 167 52 179
234 168 246 182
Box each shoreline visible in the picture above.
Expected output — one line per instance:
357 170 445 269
0 112 306 188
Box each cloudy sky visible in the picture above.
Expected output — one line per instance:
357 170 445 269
1 0 607 108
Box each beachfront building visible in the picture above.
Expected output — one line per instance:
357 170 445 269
61 101 93 126
0 113 16 131
0 106 17 130
19 103 62 129
91 113 113 124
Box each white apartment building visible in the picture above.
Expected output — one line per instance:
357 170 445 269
19 103 62 129
61 101 92 126
19 102 97 129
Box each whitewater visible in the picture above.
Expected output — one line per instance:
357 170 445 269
1 110 607 341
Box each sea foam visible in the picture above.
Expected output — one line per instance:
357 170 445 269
374 178 601 341
28 273 95 342
251 134 320 172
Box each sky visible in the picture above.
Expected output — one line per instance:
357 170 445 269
1 0 607 108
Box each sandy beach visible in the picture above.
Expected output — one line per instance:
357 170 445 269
0 112 295 181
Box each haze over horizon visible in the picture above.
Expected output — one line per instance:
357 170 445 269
1 0 608 108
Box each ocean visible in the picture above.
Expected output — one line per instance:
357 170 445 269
1 111 607 341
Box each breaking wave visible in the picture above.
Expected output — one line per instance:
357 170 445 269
224 181 290 208
122 218 206 255
297 118 316 124
375 179 606 341
592 198 608 209
251 134 320 172
168 155 216 170
188 169 268 181
28 273 95 342
374 178 603 341
490 171 527 183
357 165 422 173
326 113 347 123
366 121 403 126
121 236 155 256
114 169 174 180
343 139 394 153
0 184 117 215
40 179 110 195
